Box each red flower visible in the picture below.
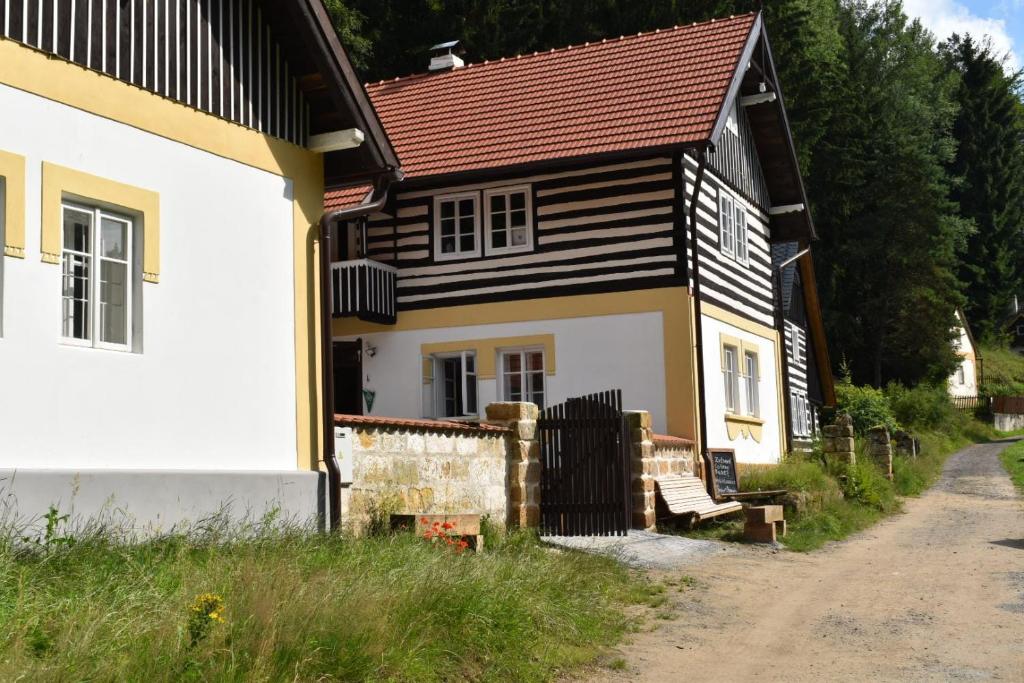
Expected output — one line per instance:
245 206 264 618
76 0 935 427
432 521 440 528
420 517 429 525
441 521 454 530
458 540 469 549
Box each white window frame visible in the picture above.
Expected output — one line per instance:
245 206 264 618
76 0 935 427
791 390 810 438
788 321 807 364
433 192 481 262
60 202 134 352
425 350 478 419
743 350 760 417
483 185 533 255
723 344 740 414
499 347 545 408
718 191 735 258
734 200 749 265
955 364 966 385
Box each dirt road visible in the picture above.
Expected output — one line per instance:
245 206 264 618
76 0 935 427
593 439 1024 682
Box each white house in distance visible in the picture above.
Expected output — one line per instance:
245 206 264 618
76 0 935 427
0 1 400 531
949 308 981 398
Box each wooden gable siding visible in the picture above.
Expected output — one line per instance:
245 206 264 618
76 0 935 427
360 158 686 310
707 104 771 212
0 0 309 145
684 154 775 329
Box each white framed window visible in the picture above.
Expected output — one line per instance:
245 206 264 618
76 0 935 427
434 193 480 261
788 321 807 364
791 391 810 438
500 348 545 408
743 350 760 417
955 364 966 385
723 344 740 414
718 192 735 257
61 203 134 351
484 186 533 255
423 351 478 418
718 190 749 264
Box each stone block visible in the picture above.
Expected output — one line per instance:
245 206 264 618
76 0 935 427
822 424 854 438
632 510 656 530
524 462 541 485
515 420 537 441
485 402 538 422
745 505 784 524
824 437 855 453
744 521 777 544
523 504 540 528
623 411 653 430
631 476 655 497
835 413 854 430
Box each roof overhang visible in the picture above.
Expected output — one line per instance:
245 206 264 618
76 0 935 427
709 14 816 242
264 1 401 187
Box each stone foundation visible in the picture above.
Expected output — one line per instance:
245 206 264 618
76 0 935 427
867 426 893 479
823 414 856 465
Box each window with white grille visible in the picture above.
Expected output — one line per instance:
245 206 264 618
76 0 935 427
500 348 545 408
485 186 533 255
61 203 134 351
434 193 480 260
789 322 807 364
719 191 748 264
744 350 760 417
723 344 740 413
791 391 812 438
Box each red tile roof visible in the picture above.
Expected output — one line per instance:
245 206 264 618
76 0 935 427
364 14 756 180
324 184 371 211
335 413 511 434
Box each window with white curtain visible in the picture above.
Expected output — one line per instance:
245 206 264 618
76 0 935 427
61 203 134 351
485 186 533 254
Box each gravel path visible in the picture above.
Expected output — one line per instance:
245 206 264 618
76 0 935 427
587 439 1024 682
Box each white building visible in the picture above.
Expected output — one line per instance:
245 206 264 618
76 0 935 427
0 1 400 532
949 308 981 398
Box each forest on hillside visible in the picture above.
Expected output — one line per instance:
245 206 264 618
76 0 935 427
324 0 1024 389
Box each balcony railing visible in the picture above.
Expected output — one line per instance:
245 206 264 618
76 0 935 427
330 259 398 324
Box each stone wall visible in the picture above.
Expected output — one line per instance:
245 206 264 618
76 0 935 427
995 412 1024 432
339 415 512 533
625 410 697 531
823 414 856 465
485 403 541 529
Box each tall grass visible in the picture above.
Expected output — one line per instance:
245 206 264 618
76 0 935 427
999 440 1024 492
0 525 649 682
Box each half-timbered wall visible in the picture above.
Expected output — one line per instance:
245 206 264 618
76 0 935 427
358 157 686 311
684 153 775 329
0 0 309 145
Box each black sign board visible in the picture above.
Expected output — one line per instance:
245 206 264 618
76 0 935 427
708 449 739 497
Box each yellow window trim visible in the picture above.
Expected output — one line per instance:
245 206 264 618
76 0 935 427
421 334 556 380
719 333 742 371
0 150 26 258
41 162 160 283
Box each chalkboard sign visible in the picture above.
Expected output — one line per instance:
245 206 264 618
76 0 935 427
709 449 739 497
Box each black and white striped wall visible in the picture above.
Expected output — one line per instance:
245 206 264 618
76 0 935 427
0 0 309 145
360 157 687 311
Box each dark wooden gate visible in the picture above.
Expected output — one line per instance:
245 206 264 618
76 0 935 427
538 390 631 536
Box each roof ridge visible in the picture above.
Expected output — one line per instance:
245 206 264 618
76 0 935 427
364 12 757 89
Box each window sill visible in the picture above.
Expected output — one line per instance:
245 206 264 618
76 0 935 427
724 413 764 443
486 244 533 257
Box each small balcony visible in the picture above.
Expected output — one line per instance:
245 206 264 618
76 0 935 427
330 259 398 324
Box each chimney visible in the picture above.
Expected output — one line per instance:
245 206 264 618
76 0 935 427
429 40 465 72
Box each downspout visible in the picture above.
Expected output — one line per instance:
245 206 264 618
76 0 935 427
686 147 711 484
318 177 396 531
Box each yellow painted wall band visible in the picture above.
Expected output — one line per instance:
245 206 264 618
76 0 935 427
420 334 556 379
0 150 26 258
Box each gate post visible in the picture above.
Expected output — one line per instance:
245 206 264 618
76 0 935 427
624 411 657 531
486 402 541 529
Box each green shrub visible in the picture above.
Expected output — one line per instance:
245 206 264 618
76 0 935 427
884 383 961 433
835 381 899 434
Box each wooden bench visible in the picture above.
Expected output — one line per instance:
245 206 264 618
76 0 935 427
654 474 744 529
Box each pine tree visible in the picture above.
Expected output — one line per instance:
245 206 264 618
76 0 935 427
940 35 1024 341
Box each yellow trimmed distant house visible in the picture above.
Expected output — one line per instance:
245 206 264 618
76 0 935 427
0 1 400 530
324 14 835 467
949 309 981 398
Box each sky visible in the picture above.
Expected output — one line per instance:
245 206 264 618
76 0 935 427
898 0 1023 71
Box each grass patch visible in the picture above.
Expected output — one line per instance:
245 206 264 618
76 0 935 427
979 345 1024 395
999 440 1024 492
0 526 655 682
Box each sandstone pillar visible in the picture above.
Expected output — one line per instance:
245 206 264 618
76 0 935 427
486 402 541 529
623 410 657 531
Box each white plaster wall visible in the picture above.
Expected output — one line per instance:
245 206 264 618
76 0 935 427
337 311 669 432
0 84 298 470
700 314 783 464
948 356 978 397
